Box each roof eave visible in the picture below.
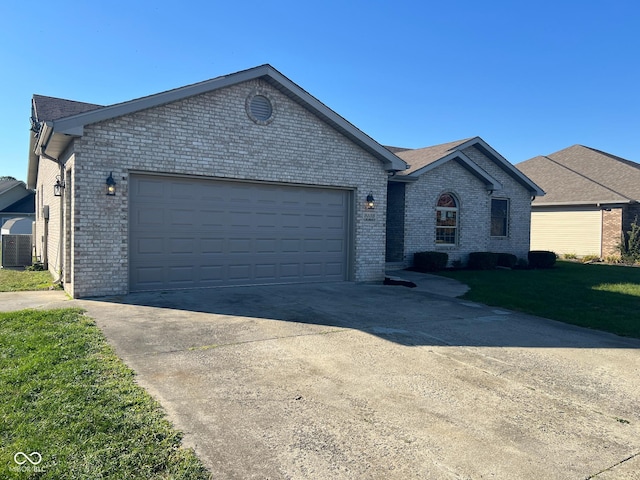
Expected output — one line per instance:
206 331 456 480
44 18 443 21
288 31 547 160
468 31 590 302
533 200 635 207
48 64 408 172
461 137 546 197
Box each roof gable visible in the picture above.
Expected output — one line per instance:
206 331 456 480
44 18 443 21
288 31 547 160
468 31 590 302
394 136 544 196
28 65 408 187
517 145 640 205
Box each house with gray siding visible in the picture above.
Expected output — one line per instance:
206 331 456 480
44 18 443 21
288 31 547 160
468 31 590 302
27 64 542 298
386 137 544 266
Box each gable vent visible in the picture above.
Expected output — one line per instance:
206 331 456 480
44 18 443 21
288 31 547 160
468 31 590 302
249 95 273 122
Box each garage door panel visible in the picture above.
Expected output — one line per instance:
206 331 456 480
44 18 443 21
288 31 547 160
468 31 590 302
167 266 195 283
134 178 165 198
135 237 164 254
130 175 350 291
168 209 196 226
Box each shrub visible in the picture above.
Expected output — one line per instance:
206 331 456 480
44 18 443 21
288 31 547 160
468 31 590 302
413 251 448 272
528 250 557 269
562 253 578 260
580 254 600 263
496 253 517 269
467 252 499 270
619 216 640 265
515 258 529 269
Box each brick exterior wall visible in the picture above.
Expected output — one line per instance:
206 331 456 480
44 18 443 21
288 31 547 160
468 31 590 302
33 154 65 278
35 79 389 298
602 208 623 257
402 146 532 266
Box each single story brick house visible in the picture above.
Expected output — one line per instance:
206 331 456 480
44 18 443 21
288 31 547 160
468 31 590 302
385 137 544 266
517 145 640 257
28 65 407 297
27 65 542 298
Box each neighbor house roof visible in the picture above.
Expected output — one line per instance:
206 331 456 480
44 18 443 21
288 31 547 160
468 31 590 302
28 64 408 188
516 145 640 206
1 194 35 215
390 136 545 197
0 179 34 212
0 179 25 195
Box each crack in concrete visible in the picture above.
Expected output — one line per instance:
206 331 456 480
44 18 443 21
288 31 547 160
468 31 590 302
585 451 639 479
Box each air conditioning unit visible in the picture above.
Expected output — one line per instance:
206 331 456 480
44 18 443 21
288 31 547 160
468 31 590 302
1 234 33 267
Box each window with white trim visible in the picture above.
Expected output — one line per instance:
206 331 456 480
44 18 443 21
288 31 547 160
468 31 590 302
436 193 458 245
491 198 509 237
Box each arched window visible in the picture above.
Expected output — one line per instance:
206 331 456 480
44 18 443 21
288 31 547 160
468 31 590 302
436 193 458 245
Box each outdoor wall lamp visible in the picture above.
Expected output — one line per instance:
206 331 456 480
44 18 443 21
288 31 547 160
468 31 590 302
366 193 375 210
53 175 65 197
106 172 116 196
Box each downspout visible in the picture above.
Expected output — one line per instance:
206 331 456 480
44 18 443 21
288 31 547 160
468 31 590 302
37 127 65 284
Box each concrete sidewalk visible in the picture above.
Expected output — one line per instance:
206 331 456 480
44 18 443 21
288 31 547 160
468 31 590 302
2 279 640 479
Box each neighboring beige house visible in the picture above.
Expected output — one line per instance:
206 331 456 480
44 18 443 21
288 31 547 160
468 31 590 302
517 145 640 257
385 137 544 266
27 64 407 298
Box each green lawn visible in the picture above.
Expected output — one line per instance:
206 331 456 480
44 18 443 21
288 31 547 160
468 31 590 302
0 308 210 479
0 269 58 292
437 261 640 338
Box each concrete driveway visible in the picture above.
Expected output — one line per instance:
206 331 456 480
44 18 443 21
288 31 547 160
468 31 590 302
3 277 640 479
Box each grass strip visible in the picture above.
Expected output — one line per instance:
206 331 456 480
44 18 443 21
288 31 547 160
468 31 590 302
0 308 210 479
438 261 640 338
0 269 57 292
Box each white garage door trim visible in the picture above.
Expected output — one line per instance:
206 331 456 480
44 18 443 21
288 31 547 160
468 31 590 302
530 209 602 256
129 173 353 292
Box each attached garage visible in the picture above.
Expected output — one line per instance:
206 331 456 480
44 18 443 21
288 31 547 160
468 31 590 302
129 174 352 291
28 65 408 298
530 209 602 256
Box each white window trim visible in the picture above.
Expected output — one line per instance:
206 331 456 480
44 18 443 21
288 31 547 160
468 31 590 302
436 194 459 246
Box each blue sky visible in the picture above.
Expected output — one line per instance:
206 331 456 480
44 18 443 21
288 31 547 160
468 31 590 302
1 0 639 183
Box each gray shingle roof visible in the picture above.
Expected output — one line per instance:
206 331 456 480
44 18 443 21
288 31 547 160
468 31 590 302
392 138 474 174
516 145 640 205
32 95 103 122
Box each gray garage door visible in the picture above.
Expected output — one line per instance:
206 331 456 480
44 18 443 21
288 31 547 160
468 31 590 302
129 174 351 291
